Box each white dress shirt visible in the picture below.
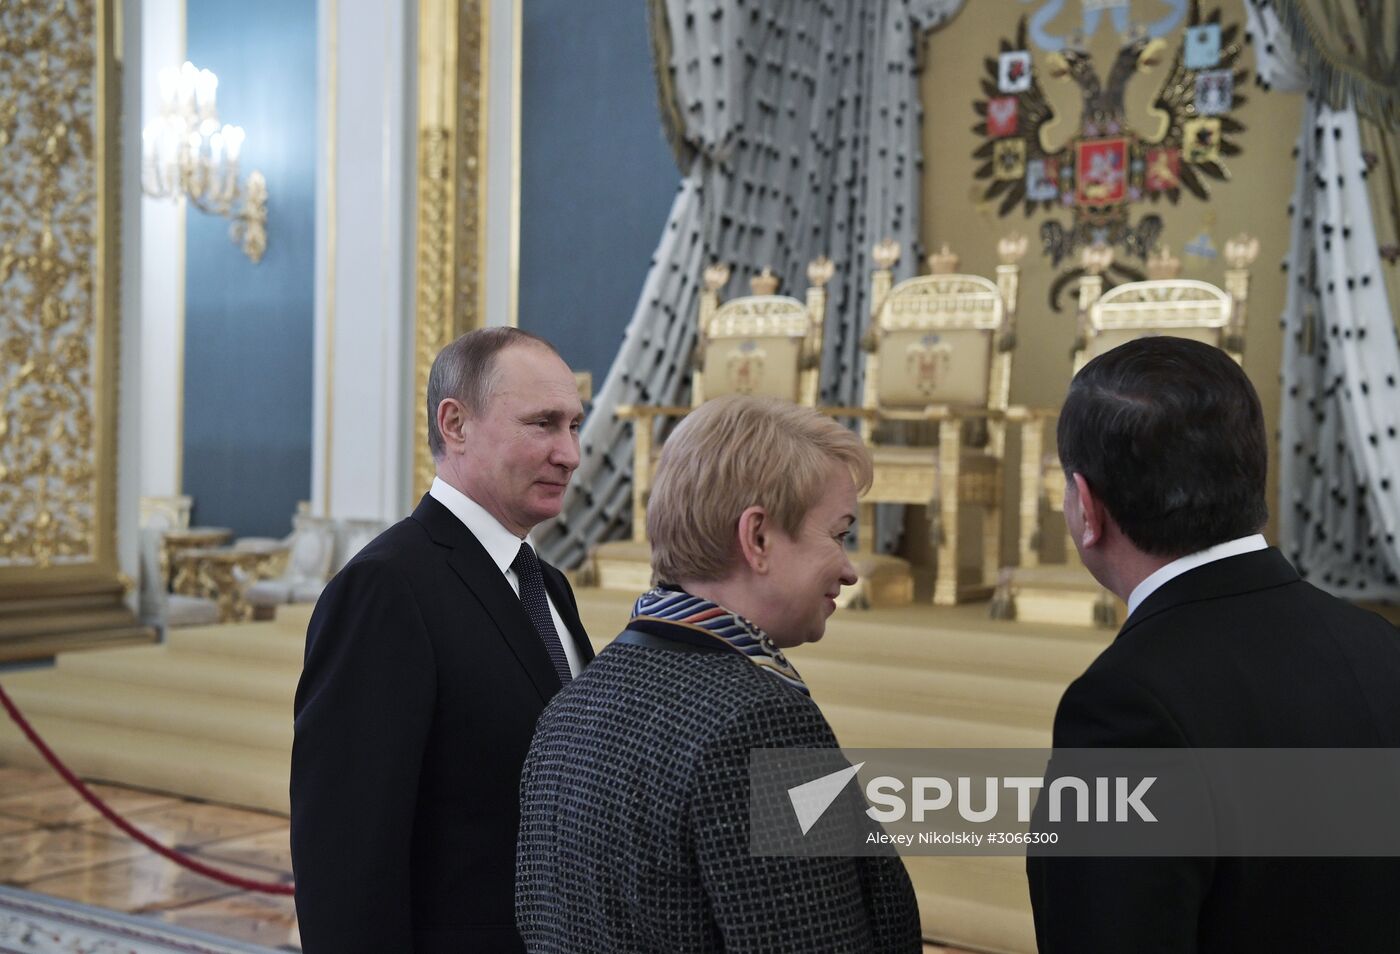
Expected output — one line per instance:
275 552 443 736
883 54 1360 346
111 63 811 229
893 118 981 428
429 477 582 677
1126 533 1269 617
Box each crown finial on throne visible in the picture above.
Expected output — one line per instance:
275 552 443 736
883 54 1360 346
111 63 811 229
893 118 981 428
806 255 835 288
927 243 960 275
872 238 901 270
1225 234 1260 270
1080 243 1114 275
998 233 1028 264
703 262 731 292
749 267 780 296
1146 245 1182 280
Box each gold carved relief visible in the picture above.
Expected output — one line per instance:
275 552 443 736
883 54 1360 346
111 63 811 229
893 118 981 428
1092 280 1232 331
708 301 810 338
878 276 1004 333
0 0 116 573
413 0 488 501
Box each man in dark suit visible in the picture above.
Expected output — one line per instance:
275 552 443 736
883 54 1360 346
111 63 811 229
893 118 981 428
1026 335 1400 952
291 328 594 953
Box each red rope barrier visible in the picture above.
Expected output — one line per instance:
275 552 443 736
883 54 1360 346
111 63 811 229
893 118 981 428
0 680 295 896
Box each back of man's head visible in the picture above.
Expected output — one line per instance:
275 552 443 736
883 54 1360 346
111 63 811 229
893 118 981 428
1056 335 1268 558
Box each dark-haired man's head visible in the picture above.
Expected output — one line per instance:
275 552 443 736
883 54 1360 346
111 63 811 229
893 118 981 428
1056 335 1268 595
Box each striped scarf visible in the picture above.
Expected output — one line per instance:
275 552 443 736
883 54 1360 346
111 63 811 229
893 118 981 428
629 586 809 696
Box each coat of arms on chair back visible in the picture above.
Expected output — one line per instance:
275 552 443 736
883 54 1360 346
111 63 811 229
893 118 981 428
863 237 1025 448
692 258 832 407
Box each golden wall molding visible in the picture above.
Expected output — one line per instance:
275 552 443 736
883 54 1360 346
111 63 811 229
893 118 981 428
413 0 489 501
0 0 152 656
0 0 117 583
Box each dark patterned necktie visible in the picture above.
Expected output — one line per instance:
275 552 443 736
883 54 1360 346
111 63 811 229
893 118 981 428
511 542 573 685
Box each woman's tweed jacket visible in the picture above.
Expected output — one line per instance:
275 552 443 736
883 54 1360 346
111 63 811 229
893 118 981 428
516 640 921 953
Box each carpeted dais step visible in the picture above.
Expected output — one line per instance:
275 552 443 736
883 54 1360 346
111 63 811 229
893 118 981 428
917 890 1035 954
2 673 291 750
0 714 290 813
802 623 1105 680
818 702 1050 750
55 646 299 702
798 657 1060 728
162 623 306 666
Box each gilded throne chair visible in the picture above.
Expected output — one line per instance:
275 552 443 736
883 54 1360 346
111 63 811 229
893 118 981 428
851 236 1027 607
590 258 833 591
995 236 1259 627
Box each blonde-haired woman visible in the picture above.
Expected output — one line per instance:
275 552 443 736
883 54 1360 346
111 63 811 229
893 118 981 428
516 395 919 953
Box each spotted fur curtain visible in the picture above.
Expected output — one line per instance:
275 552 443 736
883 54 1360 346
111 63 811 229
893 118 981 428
1248 0 1400 599
536 0 967 568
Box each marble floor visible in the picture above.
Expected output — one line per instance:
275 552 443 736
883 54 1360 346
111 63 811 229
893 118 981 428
0 762 974 953
0 764 299 951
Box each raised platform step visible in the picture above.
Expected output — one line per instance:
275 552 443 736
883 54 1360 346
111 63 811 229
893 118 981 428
799 656 1061 729
54 645 298 703
162 622 306 666
918 890 1033 954
0 714 290 813
819 702 1049 750
2 673 291 751
907 855 1029 906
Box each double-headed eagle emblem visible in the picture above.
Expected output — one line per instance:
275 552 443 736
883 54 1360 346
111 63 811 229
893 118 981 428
972 2 1247 307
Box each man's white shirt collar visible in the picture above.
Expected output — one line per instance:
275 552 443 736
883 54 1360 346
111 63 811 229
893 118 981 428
429 476 533 572
1127 534 1269 617
428 477 580 676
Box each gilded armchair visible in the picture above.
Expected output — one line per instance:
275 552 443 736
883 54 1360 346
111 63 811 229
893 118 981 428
592 259 832 590
853 236 1026 606
618 258 831 542
1000 236 1259 626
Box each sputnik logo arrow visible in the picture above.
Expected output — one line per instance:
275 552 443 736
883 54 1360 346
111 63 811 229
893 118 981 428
787 761 865 835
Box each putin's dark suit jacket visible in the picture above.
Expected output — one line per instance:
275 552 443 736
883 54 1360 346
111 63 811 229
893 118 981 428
1027 547 1400 953
290 494 593 954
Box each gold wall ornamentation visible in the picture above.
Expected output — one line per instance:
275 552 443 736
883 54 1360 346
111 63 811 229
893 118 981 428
414 125 454 498
0 0 114 573
454 0 486 333
0 0 150 660
413 0 488 502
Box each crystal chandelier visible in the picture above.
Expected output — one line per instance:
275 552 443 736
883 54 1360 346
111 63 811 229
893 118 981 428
141 61 268 263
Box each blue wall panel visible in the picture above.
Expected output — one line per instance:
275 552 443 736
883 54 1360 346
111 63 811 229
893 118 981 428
184 0 316 537
519 1 679 382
